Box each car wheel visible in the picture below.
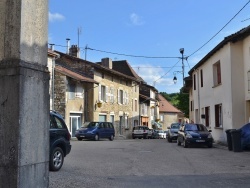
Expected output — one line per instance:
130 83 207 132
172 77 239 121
77 137 83 141
144 134 148 139
168 137 172 143
94 134 99 141
208 143 213 148
177 139 181 146
49 147 64 171
183 140 188 148
109 134 114 141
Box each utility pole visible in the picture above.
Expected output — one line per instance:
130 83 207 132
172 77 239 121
180 48 185 86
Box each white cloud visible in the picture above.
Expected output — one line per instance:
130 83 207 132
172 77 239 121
133 64 180 92
49 12 65 22
130 13 145 26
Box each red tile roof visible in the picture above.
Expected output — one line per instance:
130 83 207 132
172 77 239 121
55 65 98 84
158 94 182 113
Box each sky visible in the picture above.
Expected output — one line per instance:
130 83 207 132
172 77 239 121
49 0 250 93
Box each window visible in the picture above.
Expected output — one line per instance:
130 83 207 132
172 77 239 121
215 104 222 128
193 74 196 90
68 83 75 99
118 89 124 104
110 87 114 103
190 101 193 111
213 61 221 86
124 91 128 105
141 103 147 115
75 83 83 98
99 85 107 102
205 106 210 127
200 69 203 87
160 115 164 121
135 99 138 112
132 99 133 111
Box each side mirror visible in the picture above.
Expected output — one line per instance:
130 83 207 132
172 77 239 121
209 130 212 132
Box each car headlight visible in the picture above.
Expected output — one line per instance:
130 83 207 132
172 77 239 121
207 133 212 139
186 133 193 138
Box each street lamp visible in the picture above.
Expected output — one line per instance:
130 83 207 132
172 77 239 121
173 48 185 86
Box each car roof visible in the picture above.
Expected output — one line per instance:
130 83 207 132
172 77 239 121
50 110 64 119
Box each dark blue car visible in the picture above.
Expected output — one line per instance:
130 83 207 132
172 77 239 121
50 111 71 171
177 123 213 148
75 122 115 141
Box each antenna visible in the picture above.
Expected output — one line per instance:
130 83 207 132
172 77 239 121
77 27 82 48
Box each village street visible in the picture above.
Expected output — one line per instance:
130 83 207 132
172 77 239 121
49 139 250 188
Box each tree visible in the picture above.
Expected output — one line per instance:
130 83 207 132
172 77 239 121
160 91 189 118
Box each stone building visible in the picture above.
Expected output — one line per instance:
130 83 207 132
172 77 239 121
49 45 141 138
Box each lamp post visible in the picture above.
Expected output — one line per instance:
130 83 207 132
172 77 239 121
180 48 184 86
173 48 185 86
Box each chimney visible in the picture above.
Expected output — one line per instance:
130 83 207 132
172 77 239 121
101 58 113 69
50 44 54 51
66 38 70 54
69 45 80 58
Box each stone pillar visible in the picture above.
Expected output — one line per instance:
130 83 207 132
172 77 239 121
0 0 49 187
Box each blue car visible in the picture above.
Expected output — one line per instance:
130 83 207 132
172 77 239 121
177 123 213 148
75 122 115 141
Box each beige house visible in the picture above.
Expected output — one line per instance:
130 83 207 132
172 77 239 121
139 83 160 129
185 25 250 144
48 49 98 137
158 94 183 130
50 46 141 138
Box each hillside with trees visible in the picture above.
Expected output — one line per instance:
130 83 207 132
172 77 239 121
160 91 189 118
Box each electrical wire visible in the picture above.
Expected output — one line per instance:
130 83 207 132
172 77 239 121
187 0 250 58
86 47 180 59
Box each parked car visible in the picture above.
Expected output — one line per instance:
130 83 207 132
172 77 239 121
167 123 182 142
75 122 115 141
132 126 152 139
151 129 160 139
177 123 213 148
50 111 72 171
157 130 166 139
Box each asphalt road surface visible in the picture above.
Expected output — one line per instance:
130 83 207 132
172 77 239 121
49 138 250 188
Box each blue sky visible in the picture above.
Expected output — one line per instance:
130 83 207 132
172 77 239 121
49 0 250 93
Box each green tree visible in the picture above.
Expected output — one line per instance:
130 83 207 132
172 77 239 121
159 91 189 118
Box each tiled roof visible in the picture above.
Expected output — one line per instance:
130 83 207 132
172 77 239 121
189 25 250 75
55 65 98 84
112 60 144 81
55 51 140 82
158 94 182 113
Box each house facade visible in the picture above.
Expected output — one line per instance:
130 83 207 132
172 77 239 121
158 94 183 130
185 25 250 144
50 47 141 138
139 83 160 129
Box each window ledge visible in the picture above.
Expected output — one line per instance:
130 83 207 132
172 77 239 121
212 83 222 88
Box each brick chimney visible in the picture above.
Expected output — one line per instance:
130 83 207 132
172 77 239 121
101 58 112 69
69 45 80 58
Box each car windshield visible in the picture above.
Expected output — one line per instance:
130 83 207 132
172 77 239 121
185 124 207 131
86 122 99 128
171 124 180 129
158 130 164 133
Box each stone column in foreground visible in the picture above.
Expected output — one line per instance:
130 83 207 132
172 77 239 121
0 0 49 187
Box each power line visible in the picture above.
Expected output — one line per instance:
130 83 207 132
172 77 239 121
86 47 180 59
187 0 250 58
